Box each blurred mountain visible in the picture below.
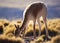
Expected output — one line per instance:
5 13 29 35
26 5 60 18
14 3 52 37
47 5 60 18
0 6 60 20
0 7 23 20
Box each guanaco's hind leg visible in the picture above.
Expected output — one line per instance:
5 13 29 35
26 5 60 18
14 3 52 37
43 17 48 36
43 16 51 41
37 18 41 36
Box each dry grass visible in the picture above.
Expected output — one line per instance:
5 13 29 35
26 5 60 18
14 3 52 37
0 35 25 43
0 18 60 43
51 35 60 43
25 19 60 37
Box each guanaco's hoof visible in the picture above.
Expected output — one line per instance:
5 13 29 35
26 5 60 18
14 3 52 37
43 35 51 41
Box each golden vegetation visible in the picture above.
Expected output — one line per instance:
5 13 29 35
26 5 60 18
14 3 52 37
0 18 60 43
51 35 60 43
0 35 25 43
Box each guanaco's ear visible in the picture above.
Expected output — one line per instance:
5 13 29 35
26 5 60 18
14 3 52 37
14 24 17 28
14 24 20 29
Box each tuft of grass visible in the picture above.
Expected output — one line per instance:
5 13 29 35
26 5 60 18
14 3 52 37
0 35 25 43
30 35 44 43
3 24 16 36
51 35 60 43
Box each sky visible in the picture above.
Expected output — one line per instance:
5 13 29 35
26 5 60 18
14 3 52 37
0 0 60 20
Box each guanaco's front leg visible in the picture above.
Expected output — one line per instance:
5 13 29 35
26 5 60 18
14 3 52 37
33 19 36 39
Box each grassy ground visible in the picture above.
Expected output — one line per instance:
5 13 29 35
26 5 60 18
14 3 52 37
0 18 60 43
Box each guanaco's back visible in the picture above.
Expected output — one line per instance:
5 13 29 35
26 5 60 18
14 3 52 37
23 2 47 20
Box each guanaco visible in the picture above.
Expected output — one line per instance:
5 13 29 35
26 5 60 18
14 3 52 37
15 2 51 40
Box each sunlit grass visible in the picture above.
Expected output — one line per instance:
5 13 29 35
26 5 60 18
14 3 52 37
51 35 60 43
0 18 60 43
25 18 60 35
0 35 25 43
